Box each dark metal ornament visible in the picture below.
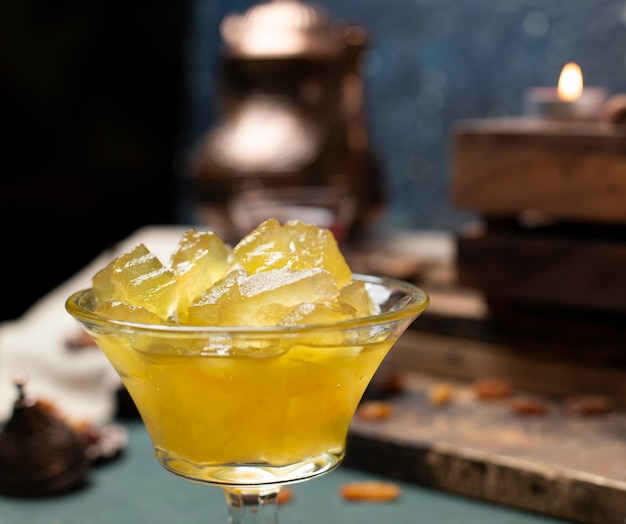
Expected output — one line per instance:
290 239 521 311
0 374 91 497
188 0 383 243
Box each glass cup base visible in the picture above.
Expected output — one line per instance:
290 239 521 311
155 447 344 487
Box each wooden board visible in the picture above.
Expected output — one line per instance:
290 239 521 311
345 230 626 522
451 118 626 224
388 326 626 406
455 224 626 316
346 370 626 524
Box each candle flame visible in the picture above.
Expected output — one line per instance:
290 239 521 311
558 62 583 101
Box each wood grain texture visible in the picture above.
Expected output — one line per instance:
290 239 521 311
390 328 626 405
345 239 626 522
451 118 626 223
455 226 626 315
347 370 626 524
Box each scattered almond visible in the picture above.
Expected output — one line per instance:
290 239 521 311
363 370 405 400
564 395 612 416
355 400 394 421
65 329 96 349
511 396 549 415
474 378 514 399
340 481 401 502
428 383 453 406
375 371 405 396
277 487 294 505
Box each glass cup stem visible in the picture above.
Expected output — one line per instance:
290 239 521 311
223 486 281 524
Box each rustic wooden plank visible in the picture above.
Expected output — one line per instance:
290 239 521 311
389 329 626 405
455 226 626 315
416 288 626 369
344 229 626 522
451 118 626 223
346 370 626 524
346 224 626 521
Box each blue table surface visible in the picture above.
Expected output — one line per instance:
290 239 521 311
0 419 575 524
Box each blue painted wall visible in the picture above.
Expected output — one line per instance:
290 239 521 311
181 0 626 232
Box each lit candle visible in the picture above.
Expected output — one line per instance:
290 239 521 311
523 63 608 121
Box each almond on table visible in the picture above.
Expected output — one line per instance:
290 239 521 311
474 378 514 399
428 382 454 406
65 329 96 349
277 487 294 505
511 396 549 415
563 395 612 416
355 400 394 421
340 480 401 502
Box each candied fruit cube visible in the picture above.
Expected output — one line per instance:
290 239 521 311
95 300 168 324
339 280 378 317
278 301 357 326
187 270 245 326
233 219 352 287
93 244 177 320
219 268 339 326
170 229 236 322
90 220 376 328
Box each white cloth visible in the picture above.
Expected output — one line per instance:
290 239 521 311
0 225 188 424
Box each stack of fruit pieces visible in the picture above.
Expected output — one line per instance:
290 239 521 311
91 219 378 327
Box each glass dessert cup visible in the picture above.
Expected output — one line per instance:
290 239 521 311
66 274 428 523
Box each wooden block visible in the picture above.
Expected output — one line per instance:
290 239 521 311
416 286 626 367
456 225 626 315
451 118 626 224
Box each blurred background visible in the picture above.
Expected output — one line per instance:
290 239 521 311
2 0 626 321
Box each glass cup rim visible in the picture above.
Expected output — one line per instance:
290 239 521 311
65 273 429 336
